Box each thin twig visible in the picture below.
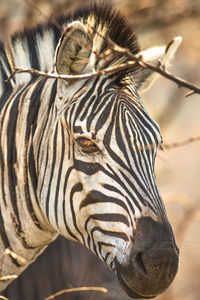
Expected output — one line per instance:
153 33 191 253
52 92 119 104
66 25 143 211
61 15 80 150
110 43 200 95
85 25 200 96
135 135 200 152
5 61 139 83
44 287 107 300
162 136 200 150
5 57 200 96
4 15 200 95
139 60 200 96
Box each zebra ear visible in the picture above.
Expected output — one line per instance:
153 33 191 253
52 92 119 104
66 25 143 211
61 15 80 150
132 36 182 91
55 21 93 75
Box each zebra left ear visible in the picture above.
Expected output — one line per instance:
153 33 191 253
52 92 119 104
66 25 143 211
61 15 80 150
55 21 93 75
132 36 182 91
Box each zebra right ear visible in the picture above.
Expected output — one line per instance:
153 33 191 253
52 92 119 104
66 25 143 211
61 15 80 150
132 36 182 91
55 21 93 76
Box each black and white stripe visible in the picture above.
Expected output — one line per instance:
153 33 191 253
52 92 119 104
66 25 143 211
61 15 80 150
0 3 180 295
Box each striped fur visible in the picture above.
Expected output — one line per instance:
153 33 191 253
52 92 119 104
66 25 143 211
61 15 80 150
0 4 180 297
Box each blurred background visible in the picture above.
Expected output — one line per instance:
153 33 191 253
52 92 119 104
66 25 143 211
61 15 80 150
0 0 200 300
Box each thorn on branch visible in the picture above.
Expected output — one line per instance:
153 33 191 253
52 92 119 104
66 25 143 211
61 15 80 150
185 90 196 97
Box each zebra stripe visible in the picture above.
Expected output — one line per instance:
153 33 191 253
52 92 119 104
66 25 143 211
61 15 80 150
0 4 180 298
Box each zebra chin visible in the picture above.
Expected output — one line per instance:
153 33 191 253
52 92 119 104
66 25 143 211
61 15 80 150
115 217 179 299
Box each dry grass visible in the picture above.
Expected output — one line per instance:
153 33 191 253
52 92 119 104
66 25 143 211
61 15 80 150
1 286 107 300
44 287 107 300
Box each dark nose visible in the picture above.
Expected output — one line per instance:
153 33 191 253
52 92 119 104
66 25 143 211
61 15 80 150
116 217 179 299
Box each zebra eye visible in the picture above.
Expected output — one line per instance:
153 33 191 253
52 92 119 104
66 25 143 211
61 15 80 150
76 137 99 153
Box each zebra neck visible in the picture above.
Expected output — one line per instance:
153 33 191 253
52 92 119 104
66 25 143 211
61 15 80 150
0 77 58 291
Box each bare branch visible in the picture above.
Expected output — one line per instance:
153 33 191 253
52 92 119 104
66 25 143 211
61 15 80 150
139 60 200 96
162 136 200 150
133 135 200 153
86 23 200 95
5 58 200 96
5 21 200 95
110 44 200 95
6 62 139 83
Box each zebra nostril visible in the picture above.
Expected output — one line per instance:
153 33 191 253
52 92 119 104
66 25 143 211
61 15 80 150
115 218 179 298
132 251 147 275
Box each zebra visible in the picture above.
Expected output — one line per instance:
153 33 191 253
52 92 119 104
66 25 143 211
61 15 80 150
0 4 181 299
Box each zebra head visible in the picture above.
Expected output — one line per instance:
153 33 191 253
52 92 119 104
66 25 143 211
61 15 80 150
38 6 181 299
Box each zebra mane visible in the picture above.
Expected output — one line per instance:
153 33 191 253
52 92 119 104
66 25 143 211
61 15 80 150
0 4 140 97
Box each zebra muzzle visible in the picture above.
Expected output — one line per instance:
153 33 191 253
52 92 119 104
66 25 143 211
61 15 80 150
115 217 179 299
